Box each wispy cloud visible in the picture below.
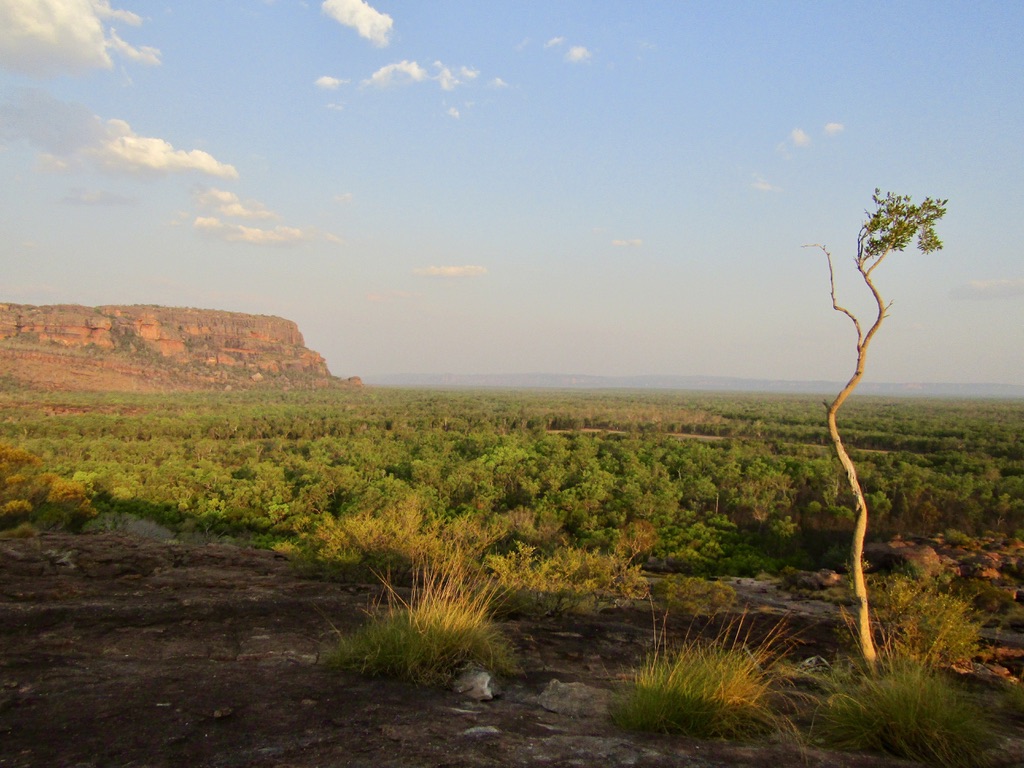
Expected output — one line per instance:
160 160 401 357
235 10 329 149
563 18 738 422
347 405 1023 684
194 187 277 219
544 36 565 48
951 278 1024 300
193 216 309 246
750 174 781 192
446 107 460 119
824 122 844 136
61 187 134 206
612 238 643 247
790 128 811 147
334 192 354 204
489 77 509 89
321 0 393 47
413 265 488 278
0 0 159 77
105 28 160 66
565 46 592 63
0 90 236 178
434 62 478 90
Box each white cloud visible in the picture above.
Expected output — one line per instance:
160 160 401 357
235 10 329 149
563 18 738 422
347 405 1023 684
0 90 236 178
362 59 428 88
434 61 474 90
0 0 159 76
824 122 844 136
489 77 509 89
194 216 309 246
334 192 354 204
315 75 347 90
790 128 811 147
611 238 643 247
322 0 393 47
92 119 238 178
92 1 141 26
544 36 565 48
363 60 480 92
446 107 460 119
750 174 781 192
951 278 1024 300
194 187 276 219
413 265 487 278
565 46 592 63
106 27 160 66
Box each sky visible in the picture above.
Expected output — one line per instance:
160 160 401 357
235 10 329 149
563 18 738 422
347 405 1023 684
1 1 1022 385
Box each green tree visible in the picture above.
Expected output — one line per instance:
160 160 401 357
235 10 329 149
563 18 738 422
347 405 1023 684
806 189 947 667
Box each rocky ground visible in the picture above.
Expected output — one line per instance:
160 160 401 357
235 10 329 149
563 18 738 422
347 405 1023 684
0 532 1020 768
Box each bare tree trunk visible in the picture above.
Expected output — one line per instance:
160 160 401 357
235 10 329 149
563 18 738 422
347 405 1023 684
827 389 877 668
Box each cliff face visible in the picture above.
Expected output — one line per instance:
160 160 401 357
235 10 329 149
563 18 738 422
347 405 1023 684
0 303 354 392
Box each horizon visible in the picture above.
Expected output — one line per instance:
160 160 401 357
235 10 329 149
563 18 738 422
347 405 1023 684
2 2 1022 386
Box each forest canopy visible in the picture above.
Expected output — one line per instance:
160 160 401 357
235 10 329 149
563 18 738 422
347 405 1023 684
1 388 1021 576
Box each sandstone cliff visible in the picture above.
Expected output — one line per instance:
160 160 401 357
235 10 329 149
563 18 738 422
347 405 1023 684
0 303 356 392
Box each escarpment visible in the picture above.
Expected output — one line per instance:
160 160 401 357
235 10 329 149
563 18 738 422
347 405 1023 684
0 303 358 392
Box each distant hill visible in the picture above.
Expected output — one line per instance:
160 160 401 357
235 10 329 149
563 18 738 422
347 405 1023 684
369 372 1024 399
0 303 359 393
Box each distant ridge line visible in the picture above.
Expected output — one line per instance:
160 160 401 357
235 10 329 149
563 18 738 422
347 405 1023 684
368 373 1024 399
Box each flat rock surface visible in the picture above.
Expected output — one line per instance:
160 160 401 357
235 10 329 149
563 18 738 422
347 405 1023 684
0 533 962 767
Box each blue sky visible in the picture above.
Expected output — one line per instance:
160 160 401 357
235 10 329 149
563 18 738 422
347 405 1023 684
1 1 1022 385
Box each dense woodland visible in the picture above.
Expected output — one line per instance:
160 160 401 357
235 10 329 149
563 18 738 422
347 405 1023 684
1 387 1023 576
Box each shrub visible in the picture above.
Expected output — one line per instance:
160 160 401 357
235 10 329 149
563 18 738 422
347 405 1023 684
326 565 517 686
650 575 737 616
613 628 785 740
870 574 981 668
485 541 649 615
818 660 992 768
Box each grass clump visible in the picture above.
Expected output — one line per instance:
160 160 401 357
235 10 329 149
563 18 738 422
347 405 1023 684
326 565 517 687
613 626 785 740
818 659 993 768
0 521 38 539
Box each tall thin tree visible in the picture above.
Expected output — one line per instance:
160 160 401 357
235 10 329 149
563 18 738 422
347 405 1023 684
806 189 947 667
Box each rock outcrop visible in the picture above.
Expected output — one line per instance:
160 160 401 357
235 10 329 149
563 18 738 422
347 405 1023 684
0 303 354 392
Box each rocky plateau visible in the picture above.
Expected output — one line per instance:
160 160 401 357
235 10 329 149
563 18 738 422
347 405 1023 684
0 303 357 392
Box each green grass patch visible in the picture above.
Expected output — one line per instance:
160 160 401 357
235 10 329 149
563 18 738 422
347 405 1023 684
326 566 517 686
818 660 993 768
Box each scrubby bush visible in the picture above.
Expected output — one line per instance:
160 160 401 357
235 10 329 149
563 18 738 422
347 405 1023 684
298 496 505 581
942 528 974 548
818 660 992 768
871 575 981 668
326 565 517 686
650 575 737 616
0 443 94 532
485 541 649 615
